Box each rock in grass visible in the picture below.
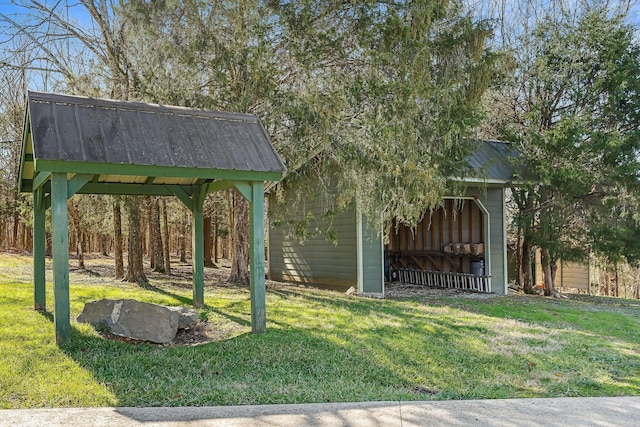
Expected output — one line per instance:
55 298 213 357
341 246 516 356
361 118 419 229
78 299 187 344
77 298 117 325
167 306 199 329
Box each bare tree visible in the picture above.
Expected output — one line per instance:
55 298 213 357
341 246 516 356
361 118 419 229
228 190 249 284
150 197 165 273
124 196 148 287
1 1 150 283
0 56 27 250
161 198 171 275
112 196 124 279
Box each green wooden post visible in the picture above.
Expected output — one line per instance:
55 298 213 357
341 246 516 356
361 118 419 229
51 172 70 344
192 188 205 308
249 181 266 334
33 188 46 311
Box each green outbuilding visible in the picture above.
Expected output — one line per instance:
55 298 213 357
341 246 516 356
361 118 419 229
267 140 517 295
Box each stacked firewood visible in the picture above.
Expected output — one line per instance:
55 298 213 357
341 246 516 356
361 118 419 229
442 242 484 256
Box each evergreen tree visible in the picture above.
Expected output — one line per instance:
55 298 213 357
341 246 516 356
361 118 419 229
117 0 498 283
3 1 498 285
489 7 640 296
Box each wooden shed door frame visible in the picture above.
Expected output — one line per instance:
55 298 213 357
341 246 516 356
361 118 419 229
387 196 491 282
356 209 385 294
443 196 492 289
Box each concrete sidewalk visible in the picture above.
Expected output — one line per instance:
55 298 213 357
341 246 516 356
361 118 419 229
1 397 638 426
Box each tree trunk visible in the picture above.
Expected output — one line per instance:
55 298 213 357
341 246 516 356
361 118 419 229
113 196 125 279
68 199 85 269
147 197 155 270
12 210 19 249
161 198 171 275
45 232 52 257
516 225 523 289
77 234 85 268
22 224 32 251
204 213 216 267
101 234 109 256
213 202 219 263
180 210 188 263
225 189 234 261
151 197 165 273
228 190 250 285
515 190 536 295
541 246 559 297
124 196 149 287
521 237 535 294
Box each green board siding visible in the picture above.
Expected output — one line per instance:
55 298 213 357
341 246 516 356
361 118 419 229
467 186 507 294
269 196 358 290
269 182 506 295
360 216 384 293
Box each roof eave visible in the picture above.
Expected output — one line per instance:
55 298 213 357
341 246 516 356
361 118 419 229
31 159 285 184
17 102 31 193
450 176 512 186
256 116 287 173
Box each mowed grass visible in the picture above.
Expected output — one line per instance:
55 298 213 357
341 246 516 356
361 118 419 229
0 252 638 408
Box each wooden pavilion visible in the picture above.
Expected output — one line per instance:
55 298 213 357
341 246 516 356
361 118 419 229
18 92 286 344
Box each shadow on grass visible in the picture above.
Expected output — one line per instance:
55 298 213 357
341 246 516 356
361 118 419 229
59 320 423 407
141 283 194 306
34 280 639 406
201 305 251 327
37 310 54 322
270 287 640 386
419 293 640 343
53 284 457 405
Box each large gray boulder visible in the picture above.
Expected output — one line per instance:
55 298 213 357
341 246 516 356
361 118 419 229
167 306 199 329
78 299 197 344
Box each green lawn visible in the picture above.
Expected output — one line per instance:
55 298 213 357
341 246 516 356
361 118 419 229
1 252 638 408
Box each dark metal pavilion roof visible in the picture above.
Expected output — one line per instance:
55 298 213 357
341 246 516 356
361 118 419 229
462 139 519 184
19 91 286 193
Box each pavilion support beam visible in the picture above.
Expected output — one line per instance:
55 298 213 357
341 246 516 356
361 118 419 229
232 182 252 202
205 180 234 194
51 172 70 345
191 186 206 308
167 185 194 208
249 181 266 334
205 180 253 202
67 174 94 197
32 171 51 191
33 188 46 311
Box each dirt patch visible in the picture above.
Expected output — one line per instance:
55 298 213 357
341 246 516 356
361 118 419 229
67 255 236 288
384 282 499 299
172 320 245 346
96 320 245 347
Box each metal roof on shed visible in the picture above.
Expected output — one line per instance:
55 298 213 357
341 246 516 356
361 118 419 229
462 139 519 183
19 92 286 192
